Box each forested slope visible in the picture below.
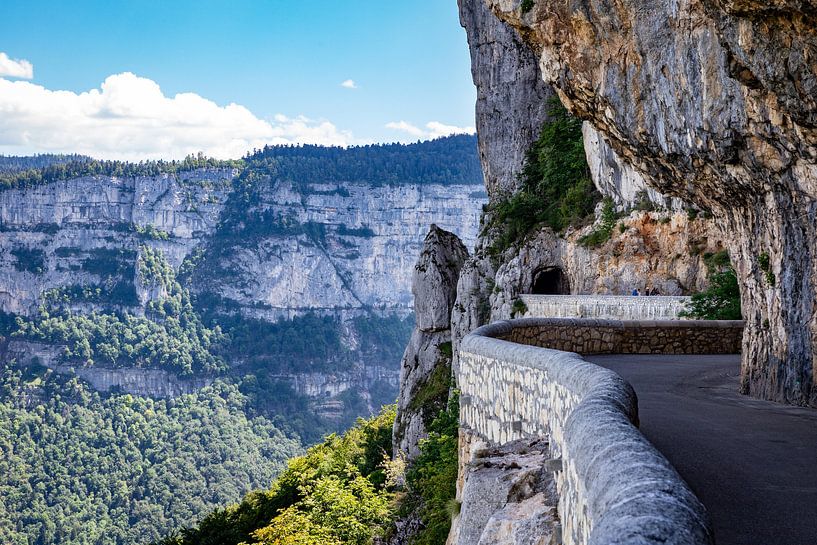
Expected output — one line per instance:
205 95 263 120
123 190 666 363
0 366 301 545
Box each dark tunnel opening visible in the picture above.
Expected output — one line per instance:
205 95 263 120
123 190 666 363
531 267 570 295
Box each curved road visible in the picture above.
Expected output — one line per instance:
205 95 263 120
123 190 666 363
586 354 817 545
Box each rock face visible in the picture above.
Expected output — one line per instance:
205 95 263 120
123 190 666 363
452 0 713 378
394 225 468 458
0 170 233 314
197 179 484 322
483 0 817 406
582 124 682 211
457 0 553 199
452 0 552 373
449 437 558 545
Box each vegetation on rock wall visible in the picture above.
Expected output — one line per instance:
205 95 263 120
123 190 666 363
0 365 301 545
488 98 599 255
14 247 226 375
11 247 46 273
217 312 411 442
400 390 459 545
578 197 617 247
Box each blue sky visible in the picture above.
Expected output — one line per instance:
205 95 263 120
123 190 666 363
0 0 477 159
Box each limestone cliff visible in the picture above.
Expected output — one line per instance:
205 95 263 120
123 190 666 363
192 178 482 321
477 0 817 406
0 153 485 403
458 0 553 199
0 169 233 314
393 225 468 458
0 174 482 321
452 0 725 378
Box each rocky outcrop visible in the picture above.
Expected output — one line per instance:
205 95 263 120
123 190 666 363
452 0 553 373
449 437 558 545
483 0 817 406
394 225 468 458
458 0 552 199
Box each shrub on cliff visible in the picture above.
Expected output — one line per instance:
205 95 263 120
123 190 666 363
399 390 460 545
578 197 617 247
154 391 461 545
488 97 599 255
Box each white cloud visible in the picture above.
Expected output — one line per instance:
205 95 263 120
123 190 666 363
384 121 425 138
340 79 357 89
0 72 356 160
268 114 354 146
385 120 475 141
0 52 33 79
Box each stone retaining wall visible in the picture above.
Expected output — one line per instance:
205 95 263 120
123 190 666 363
458 318 744 545
520 294 691 320
500 318 743 354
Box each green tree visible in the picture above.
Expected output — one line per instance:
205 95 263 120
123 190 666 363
681 268 742 320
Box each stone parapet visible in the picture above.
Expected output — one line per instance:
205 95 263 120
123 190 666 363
458 318 744 545
520 294 691 321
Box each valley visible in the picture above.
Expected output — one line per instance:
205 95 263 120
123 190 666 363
0 136 485 543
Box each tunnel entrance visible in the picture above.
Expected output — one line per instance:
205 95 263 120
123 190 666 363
531 267 570 295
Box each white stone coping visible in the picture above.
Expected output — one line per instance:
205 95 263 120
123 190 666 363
519 294 692 320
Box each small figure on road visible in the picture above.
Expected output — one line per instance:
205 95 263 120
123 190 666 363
632 288 640 296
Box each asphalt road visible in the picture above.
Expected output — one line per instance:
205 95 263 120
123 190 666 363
586 354 817 545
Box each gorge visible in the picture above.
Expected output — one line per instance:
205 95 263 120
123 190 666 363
3 0 817 543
